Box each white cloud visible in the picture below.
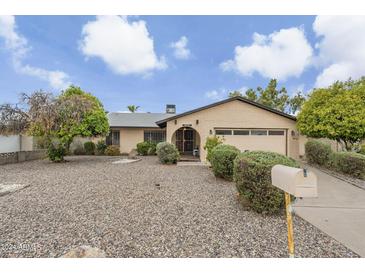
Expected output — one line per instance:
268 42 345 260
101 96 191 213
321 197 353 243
220 27 313 81
170 36 191 60
313 16 365 87
205 89 228 100
80 16 167 75
0 15 70 90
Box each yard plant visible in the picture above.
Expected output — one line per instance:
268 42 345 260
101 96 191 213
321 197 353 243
305 140 332 166
210 144 240 180
105 145 120 156
0 85 109 162
330 152 365 180
233 151 299 214
156 142 180 164
298 78 365 151
84 141 96 155
204 135 223 162
136 141 156 156
96 140 107 155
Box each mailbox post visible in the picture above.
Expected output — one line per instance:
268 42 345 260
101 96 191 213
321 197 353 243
271 165 318 258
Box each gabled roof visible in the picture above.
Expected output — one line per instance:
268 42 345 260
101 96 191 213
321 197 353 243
108 112 175 128
156 96 296 127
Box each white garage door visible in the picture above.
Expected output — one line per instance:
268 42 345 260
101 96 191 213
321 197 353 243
215 129 287 155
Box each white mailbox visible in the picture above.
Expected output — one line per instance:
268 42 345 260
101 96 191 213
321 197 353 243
271 165 318 198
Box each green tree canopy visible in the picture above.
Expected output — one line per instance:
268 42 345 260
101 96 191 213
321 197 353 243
56 86 109 147
0 85 110 160
228 79 305 114
297 78 365 150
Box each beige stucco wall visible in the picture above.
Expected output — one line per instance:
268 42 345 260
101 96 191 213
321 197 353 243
118 128 166 154
165 100 299 161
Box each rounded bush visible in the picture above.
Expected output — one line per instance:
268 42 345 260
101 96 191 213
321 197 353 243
233 151 299 214
147 142 157 155
96 140 107 155
210 144 240 180
204 136 223 162
331 152 365 179
47 142 66 162
156 142 180 164
105 145 120 156
84 141 96 155
305 140 332 166
136 141 151 156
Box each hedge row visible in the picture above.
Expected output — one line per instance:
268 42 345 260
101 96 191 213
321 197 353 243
208 141 298 214
233 151 299 214
210 144 240 180
305 140 365 179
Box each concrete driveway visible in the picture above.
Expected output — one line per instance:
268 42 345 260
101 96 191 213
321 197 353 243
294 165 365 257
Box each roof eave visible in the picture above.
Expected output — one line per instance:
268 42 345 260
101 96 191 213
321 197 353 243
155 96 296 126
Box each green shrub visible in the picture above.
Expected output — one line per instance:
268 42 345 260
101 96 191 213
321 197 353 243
305 140 332 166
233 151 299 214
210 144 240 180
204 136 223 162
96 140 107 155
147 142 157 155
156 142 180 164
47 142 66 162
136 141 151 156
105 145 120 156
84 141 96 155
331 152 365 179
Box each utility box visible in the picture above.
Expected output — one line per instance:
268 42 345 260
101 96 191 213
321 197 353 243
271 165 318 198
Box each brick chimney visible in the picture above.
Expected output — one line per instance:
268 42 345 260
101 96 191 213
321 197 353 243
166 104 176 114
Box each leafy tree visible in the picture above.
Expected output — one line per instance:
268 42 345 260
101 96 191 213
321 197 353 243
289 91 306 114
0 86 109 161
58 86 109 149
229 79 306 114
228 91 243 98
127 105 140 112
297 78 365 151
244 88 258 101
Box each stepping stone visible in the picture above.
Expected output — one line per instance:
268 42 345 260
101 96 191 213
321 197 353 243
61 246 106 258
0 184 29 197
112 158 141 164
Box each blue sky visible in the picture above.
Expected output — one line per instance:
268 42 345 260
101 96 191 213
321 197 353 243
1 15 364 113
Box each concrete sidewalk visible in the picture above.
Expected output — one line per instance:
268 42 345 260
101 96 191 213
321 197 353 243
293 166 365 257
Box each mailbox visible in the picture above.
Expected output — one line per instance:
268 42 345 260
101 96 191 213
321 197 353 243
271 165 318 198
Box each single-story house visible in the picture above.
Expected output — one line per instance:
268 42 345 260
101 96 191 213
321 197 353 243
107 96 306 161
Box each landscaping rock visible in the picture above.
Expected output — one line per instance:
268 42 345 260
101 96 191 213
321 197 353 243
0 184 29 197
0 156 359 258
62 246 106 258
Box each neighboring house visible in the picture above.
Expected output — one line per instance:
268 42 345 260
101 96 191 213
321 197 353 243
107 96 303 161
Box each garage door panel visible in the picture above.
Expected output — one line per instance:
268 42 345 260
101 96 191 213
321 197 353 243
222 132 286 155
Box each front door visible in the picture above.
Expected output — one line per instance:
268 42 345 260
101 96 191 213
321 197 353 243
175 128 195 155
183 129 194 153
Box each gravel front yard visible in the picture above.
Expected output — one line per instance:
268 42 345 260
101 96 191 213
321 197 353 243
0 156 358 257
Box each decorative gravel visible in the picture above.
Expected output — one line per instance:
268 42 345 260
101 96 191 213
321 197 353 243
0 156 358 258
